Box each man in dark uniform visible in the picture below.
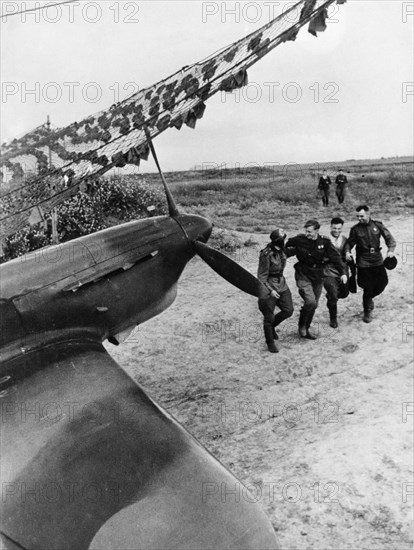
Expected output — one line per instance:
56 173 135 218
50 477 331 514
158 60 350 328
257 229 294 353
323 217 349 328
335 169 348 204
345 205 396 323
317 169 331 207
286 220 347 339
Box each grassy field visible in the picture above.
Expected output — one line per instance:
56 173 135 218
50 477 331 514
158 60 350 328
139 156 413 234
3 156 411 261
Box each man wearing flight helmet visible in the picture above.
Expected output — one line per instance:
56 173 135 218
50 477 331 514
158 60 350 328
257 229 294 353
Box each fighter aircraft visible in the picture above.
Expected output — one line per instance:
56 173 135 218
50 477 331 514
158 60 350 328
0 0 346 547
0 153 279 548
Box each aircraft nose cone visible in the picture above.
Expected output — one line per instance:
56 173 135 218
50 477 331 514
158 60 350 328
179 214 213 244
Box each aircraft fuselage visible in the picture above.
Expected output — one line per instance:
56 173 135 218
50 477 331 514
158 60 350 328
0 213 212 364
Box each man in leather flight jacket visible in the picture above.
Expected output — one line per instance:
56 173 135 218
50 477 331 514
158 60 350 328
286 220 347 339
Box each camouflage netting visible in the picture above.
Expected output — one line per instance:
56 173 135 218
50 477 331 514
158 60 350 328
0 0 346 241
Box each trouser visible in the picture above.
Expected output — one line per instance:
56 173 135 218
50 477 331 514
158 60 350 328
321 189 329 206
336 185 346 204
258 288 294 344
357 265 388 312
324 276 339 319
295 272 323 329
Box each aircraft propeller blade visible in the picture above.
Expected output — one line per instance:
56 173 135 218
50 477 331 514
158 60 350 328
193 240 267 298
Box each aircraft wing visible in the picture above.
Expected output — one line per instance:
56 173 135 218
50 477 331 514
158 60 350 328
0 339 279 549
0 0 346 239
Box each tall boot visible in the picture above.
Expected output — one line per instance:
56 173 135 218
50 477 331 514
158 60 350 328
363 309 373 323
328 303 338 328
264 325 279 353
305 309 317 339
363 293 373 322
298 309 308 338
271 323 279 340
273 310 291 339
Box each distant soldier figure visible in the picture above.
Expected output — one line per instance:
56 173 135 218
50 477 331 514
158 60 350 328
335 169 348 204
346 205 396 323
323 217 349 328
317 169 331 207
257 229 294 353
286 220 347 339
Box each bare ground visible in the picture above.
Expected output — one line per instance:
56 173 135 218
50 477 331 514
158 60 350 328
107 214 413 550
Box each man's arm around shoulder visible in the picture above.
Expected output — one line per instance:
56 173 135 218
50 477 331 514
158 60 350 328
285 236 300 258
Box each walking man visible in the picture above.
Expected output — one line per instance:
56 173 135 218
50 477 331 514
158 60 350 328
257 229 294 353
286 220 347 339
323 217 349 328
318 169 331 207
335 168 348 204
345 205 396 323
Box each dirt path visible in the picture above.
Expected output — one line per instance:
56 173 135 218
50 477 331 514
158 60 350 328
108 214 413 549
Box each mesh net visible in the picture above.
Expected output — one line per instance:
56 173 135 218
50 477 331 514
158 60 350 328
1 0 345 240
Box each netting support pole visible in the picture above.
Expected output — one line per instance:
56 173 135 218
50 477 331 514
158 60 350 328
144 127 179 218
47 115 59 244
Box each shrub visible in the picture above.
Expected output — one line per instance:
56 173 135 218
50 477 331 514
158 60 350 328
208 228 244 252
1 177 166 262
1 227 51 261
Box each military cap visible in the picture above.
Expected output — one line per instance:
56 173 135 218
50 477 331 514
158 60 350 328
269 228 286 241
384 256 397 270
338 281 350 299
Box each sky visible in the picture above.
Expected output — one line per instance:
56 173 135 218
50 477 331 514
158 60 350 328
1 0 413 173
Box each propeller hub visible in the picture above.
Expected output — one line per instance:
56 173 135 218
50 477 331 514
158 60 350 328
177 214 213 245
176 213 266 298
